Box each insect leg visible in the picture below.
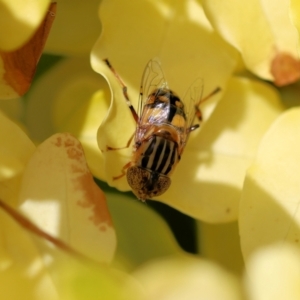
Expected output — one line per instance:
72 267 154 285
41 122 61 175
187 124 200 133
187 87 221 133
105 132 135 151
195 87 221 121
104 59 139 123
113 161 132 180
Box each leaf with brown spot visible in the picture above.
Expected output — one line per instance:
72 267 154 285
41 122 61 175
19 133 116 263
0 198 140 300
0 3 56 98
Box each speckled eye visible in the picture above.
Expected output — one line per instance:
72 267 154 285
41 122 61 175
127 166 171 201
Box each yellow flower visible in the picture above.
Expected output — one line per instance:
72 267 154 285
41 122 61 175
240 108 300 260
2 0 300 298
202 0 300 86
132 243 300 300
91 0 284 222
0 112 142 298
25 57 108 179
246 244 300 300
0 112 116 260
0 114 184 300
44 0 101 56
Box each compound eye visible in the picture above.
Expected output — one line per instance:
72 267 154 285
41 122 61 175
127 167 171 201
155 175 171 195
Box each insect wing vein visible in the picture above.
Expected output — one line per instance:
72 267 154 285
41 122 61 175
135 58 171 143
138 58 169 118
183 77 204 130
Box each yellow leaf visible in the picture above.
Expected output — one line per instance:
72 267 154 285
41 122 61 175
240 108 300 261
20 133 116 263
91 0 237 101
133 255 243 300
198 221 244 275
0 111 35 182
245 244 300 300
45 0 102 56
25 57 109 179
0 198 142 300
0 206 58 300
158 77 283 222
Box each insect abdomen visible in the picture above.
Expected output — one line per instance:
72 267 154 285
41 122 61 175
136 135 178 176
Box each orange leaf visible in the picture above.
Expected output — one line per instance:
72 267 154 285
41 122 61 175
0 3 56 97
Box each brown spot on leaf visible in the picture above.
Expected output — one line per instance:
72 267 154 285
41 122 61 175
75 172 113 231
64 136 75 148
67 147 82 160
0 3 57 97
71 163 85 174
100 225 108 232
270 52 300 86
61 134 113 231
54 136 62 147
54 133 113 232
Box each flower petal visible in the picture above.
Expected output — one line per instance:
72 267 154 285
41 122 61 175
291 0 300 37
20 133 116 263
25 57 109 179
245 244 300 300
133 255 243 300
240 108 300 261
0 198 142 300
0 109 29 207
0 97 23 121
0 110 35 182
96 77 283 222
91 0 237 102
0 204 58 300
198 221 244 275
44 0 102 55
158 77 284 222
202 0 300 81
106 192 181 270
92 0 238 196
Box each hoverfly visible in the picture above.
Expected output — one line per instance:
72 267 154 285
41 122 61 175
104 58 220 201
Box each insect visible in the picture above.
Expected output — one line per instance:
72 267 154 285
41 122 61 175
104 58 220 201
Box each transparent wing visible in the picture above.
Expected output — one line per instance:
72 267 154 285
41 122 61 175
138 58 169 118
182 77 204 130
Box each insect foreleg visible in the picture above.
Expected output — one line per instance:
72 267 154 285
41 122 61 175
113 161 132 180
105 132 135 151
187 87 221 133
187 124 199 133
195 86 221 121
104 59 139 123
